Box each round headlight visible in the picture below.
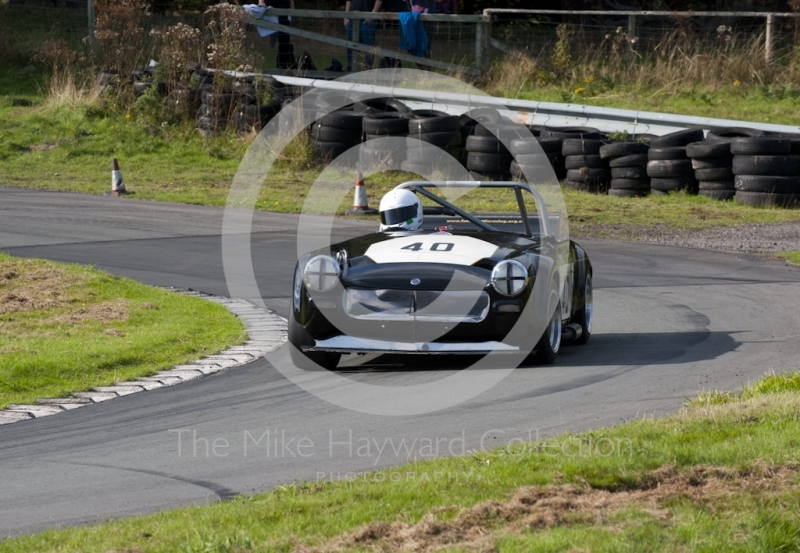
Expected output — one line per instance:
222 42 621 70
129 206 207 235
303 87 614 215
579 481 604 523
491 260 529 296
303 255 340 292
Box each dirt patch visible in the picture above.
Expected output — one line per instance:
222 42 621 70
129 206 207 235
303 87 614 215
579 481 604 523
573 221 800 255
298 463 799 553
47 299 129 324
0 259 90 315
26 143 57 152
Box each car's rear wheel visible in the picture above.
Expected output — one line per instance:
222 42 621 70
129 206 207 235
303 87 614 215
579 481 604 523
574 270 593 345
288 311 341 370
533 288 562 364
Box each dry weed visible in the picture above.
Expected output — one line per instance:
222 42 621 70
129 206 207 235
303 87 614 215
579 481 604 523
0 261 89 315
298 462 800 553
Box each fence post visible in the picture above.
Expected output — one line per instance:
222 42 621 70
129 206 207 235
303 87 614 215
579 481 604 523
87 0 95 55
627 14 636 38
765 14 774 68
475 17 489 74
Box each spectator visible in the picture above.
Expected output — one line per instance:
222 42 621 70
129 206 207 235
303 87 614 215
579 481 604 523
345 0 383 71
436 0 455 14
259 0 296 69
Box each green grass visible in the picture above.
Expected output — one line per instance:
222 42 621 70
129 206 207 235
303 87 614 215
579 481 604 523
0 253 246 408
777 251 800 266
2 371 800 551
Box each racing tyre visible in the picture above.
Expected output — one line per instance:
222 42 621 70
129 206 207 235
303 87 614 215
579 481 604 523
648 147 689 161
312 123 362 144
532 287 562 364
647 159 693 178
650 177 697 193
706 126 765 140
573 270 592 345
465 135 511 154
732 155 800 176
564 155 606 169
730 137 792 155
561 139 608 156
611 166 648 179
362 113 409 135
467 151 515 174
565 168 611 182
699 189 735 201
735 191 800 208
650 128 705 148
608 187 650 197
609 154 649 167
697 180 735 191
314 140 353 160
694 167 734 181
609 178 650 190
408 110 461 133
692 157 732 170
473 123 531 139
686 140 731 159
599 141 650 159
288 312 341 371
353 97 409 114
734 175 800 194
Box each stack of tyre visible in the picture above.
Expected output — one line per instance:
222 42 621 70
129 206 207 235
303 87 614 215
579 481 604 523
732 137 800 207
464 123 530 181
647 128 705 195
542 127 605 182
562 138 611 192
310 109 365 160
198 88 238 136
359 98 411 169
510 136 563 182
232 77 284 135
600 142 651 197
686 139 735 201
401 110 462 175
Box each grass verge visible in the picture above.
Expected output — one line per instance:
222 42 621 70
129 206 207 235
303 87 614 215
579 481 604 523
2 371 799 551
777 251 800 266
0 253 246 409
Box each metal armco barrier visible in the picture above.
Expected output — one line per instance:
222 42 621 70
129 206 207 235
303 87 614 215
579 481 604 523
266 74 800 137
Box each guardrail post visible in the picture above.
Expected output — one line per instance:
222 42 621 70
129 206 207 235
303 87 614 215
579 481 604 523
475 17 490 75
765 14 775 68
87 0 95 55
627 14 636 38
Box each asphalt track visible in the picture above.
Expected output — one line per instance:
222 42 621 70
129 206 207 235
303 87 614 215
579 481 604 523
1 187 800 536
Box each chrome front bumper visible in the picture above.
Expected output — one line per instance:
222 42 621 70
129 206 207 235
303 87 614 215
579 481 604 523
306 336 520 355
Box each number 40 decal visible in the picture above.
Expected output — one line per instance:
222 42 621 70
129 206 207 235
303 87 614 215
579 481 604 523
401 242 454 252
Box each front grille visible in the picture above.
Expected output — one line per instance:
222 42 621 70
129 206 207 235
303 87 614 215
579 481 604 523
344 288 490 323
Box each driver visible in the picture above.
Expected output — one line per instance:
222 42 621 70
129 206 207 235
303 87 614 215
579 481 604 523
378 188 423 231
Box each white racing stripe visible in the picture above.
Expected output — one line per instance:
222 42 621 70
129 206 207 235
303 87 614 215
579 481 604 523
364 235 499 266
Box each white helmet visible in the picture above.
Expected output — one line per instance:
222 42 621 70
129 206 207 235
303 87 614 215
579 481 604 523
379 188 423 231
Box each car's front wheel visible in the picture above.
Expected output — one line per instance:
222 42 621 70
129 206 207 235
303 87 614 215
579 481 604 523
573 270 593 345
533 287 562 364
288 311 341 371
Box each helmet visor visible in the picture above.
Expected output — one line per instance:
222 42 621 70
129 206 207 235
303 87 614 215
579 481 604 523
380 204 418 226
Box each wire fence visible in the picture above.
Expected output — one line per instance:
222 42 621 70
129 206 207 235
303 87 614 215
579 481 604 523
3 4 799 74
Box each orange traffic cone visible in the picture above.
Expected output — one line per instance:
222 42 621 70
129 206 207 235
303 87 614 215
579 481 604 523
104 158 134 196
111 158 126 195
346 171 377 215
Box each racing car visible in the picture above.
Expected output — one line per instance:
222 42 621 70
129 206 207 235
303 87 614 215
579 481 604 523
289 181 593 369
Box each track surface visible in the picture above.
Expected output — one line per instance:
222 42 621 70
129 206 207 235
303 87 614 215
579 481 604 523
1 187 799 536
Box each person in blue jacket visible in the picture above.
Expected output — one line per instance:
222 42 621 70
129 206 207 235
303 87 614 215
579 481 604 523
344 0 383 71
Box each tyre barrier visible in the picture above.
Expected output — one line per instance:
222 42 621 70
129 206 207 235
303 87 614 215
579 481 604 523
561 137 610 193
360 110 411 167
729 137 800 207
600 141 650 197
646 129 699 194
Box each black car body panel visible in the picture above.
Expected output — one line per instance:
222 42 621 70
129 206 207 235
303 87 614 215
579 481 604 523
289 182 593 367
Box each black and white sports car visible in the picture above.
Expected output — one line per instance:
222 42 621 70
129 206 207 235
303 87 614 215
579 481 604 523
289 181 593 369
